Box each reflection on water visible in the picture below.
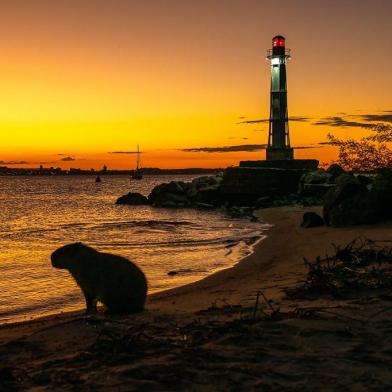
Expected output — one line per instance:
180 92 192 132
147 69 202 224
0 175 268 324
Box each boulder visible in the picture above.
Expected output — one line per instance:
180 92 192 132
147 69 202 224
335 173 360 187
373 169 392 217
227 206 254 218
147 175 224 208
191 174 222 189
323 174 382 226
193 202 215 209
298 170 333 197
356 174 374 187
183 175 223 205
148 181 190 207
326 163 345 178
301 212 324 228
301 170 332 185
255 196 273 208
161 200 178 208
116 192 149 205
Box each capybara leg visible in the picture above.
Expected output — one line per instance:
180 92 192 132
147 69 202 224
83 290 97 314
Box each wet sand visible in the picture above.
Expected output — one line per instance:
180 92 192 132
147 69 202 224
2 206 392 390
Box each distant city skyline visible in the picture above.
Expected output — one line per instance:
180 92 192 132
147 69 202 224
0 0 391 169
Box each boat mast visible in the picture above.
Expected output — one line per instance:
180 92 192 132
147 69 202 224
136 144 140 170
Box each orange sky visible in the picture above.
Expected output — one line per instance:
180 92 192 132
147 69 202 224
0 0 391 169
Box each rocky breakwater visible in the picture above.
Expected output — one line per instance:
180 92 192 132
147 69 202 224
116 174 224 209
220 159 319 205
116 160 324 213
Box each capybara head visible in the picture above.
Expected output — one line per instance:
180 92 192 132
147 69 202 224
51 242 90 269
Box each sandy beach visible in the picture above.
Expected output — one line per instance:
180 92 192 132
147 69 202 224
2 206 392 390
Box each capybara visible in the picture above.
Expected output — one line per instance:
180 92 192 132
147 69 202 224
51 242 147 314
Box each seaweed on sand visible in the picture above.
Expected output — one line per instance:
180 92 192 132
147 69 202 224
286 237 392 299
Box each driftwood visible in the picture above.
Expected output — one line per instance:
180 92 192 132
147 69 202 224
286 237 392 299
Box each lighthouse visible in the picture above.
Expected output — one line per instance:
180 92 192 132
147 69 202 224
266 35 294 160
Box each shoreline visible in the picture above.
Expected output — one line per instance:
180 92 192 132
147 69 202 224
0 218 267 328
3 206 392 389
4 204 392 334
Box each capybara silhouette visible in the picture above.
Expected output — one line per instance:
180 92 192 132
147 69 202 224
51 242 147 314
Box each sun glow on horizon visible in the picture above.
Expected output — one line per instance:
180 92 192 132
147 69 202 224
0 1 390 169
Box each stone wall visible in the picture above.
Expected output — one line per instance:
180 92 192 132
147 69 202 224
239 159 319 171
220 166 308 201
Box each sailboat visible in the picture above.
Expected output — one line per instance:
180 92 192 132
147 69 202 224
131 145 143 180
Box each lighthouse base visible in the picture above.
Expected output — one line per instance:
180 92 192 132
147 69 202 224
266 147 294 161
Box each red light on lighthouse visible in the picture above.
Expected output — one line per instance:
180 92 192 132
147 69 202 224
272 36 285 48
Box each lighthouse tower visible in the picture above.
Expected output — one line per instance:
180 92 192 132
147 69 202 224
266 35 294 160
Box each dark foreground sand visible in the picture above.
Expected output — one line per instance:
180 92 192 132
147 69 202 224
1 206 392 391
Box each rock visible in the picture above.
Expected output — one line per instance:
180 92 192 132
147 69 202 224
148 176 224 208
356 174 374 187
193 202 215 209
188 175 223 205
373 169 392 217
298 170 333 197
185 185 199 200
227 206 253 218
301 212 324 228
164 193 190 204
300 183 335 198
326 163 345 178
301 170 332 185
301 197 324 207
323 177 381 227
192 174 222 187
161 200 178 208
255 196 273 208
148 181 190 207
115 192 149 205
335 173 360 187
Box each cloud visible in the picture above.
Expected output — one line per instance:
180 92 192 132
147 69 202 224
180 144 267 153
0 160 59 166
238 116 310 124
180 143 322 153
228 137 249 140
108 151 142 154
0 160 30 165
357 112 392 123
60 156 75 161
313 116 373 129
293 146 321 150
237 119 269 124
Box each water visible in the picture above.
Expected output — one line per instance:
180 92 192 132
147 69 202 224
0 175 268 324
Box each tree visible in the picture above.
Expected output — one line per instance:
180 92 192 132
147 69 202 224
327 124 392 172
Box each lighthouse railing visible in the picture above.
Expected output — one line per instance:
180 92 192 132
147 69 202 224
266 48 291 60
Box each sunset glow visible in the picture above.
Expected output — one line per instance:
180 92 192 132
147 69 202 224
0 0 391 169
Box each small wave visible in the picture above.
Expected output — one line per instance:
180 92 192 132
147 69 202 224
0 293 81 319
94 230 265 249
0 219 198 239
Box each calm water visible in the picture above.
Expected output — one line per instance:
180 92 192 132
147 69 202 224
0 175 268 324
